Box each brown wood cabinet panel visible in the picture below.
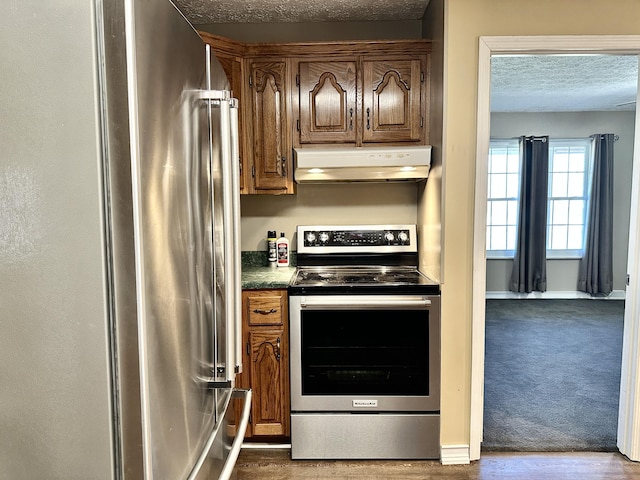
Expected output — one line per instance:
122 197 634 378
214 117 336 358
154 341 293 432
215 54 248 193
248 328 287 436
247 294 285 326
248 60 292 193
362 58 423 143
298 61 357 144
240 289 290 439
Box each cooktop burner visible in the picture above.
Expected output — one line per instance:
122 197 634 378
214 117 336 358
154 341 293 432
289 266 440 295
292 267 430 286
289 224 441 295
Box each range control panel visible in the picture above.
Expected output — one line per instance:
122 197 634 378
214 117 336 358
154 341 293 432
297 225 417 253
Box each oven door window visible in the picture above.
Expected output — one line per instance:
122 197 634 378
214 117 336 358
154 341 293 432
300 309 429 396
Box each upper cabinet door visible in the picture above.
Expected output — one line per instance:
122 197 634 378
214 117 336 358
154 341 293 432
249 60 292 192
362 58 423 143
298 61 357 144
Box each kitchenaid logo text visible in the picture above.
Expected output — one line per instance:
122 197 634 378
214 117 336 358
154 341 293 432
352 400 378 408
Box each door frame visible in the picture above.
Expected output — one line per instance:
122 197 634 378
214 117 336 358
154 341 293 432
470 35 640 461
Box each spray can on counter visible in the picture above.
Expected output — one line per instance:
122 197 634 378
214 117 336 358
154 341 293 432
276 232 290 267
267 230 277 267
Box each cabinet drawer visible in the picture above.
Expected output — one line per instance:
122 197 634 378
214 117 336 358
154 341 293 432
246 294 285 326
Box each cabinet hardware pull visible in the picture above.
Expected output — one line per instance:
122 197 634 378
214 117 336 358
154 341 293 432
253 308 277 315
349 108 353 131
255 337 281 362
281 157 286 177
366 107 371 130
246 341 250 356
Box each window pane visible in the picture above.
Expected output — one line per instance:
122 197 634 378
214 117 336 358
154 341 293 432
491 150 508 173
506 173 519 197
492 200 507 225
568 149 586 171
490 173 507 199
567 172 584 197
550 225 568 250
553 149 569 172
506 226 517 251
567 225 583 249
568 200 584 224
551 172 568 197
491 226 507 250
507 200 518 225
507 151 520 173
551 199 569 225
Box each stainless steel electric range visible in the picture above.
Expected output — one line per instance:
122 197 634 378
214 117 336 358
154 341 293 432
288 225 440 460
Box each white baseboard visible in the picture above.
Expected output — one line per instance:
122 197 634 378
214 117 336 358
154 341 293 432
485 289 625 300
241 443 291 449
440 444 470 465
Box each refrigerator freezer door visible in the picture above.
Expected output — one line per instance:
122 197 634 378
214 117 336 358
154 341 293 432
124 1 226 478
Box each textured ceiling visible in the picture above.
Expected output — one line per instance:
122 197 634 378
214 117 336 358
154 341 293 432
175 0 431 24
491 55 638 112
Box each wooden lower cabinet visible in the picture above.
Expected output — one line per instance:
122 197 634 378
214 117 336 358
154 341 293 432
237 289 290 439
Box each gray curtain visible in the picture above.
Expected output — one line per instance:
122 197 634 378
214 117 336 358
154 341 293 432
510 136 549 293
578 133 615 296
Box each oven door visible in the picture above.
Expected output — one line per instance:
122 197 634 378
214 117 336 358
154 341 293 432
289 294 440 413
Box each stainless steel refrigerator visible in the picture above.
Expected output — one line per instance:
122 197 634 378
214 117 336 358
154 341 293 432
0 0 250 479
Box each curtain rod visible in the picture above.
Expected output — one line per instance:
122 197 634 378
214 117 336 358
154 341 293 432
491 135 619 142
590 134 619 142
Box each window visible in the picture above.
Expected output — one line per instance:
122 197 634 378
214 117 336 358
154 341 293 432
486 138 592 258
546 140 591 256
486 140 520 255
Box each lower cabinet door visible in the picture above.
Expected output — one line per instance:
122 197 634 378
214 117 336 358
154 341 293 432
241 289 290 438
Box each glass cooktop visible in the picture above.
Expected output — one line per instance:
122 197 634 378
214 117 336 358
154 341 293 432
290 266 439 293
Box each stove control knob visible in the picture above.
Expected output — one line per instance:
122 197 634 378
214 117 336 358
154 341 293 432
384 231 395 243
398 231 409 243
305 232 317 244
319 232 330 243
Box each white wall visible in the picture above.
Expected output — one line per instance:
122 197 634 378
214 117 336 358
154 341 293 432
487 111 636 292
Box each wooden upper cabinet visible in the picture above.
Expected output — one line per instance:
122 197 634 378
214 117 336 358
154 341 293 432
298 61 357 144
295 54 427 147
215 54 248 193
362 58 423 143
201 33 431 193
248 60 293 193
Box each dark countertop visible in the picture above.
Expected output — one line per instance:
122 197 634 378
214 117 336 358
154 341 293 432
241 251 296 290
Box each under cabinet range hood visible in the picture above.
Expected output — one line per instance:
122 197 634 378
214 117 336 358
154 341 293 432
294 146 432 183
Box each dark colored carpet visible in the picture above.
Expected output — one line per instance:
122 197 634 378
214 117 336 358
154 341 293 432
482 299 624 452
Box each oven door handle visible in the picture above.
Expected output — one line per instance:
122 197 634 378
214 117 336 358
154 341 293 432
299 296 431 310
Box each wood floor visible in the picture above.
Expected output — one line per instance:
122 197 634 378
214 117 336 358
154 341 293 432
230 448 640 479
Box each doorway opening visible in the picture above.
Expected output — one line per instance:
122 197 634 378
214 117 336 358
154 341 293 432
470 36 640 461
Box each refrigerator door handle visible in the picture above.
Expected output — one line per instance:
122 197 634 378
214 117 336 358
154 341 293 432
217 94 237 385
229 98 243 374
199 87 237 384
218 389 252 480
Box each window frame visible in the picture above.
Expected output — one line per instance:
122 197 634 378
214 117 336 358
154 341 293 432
486 139 521 258
546 138 592 258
